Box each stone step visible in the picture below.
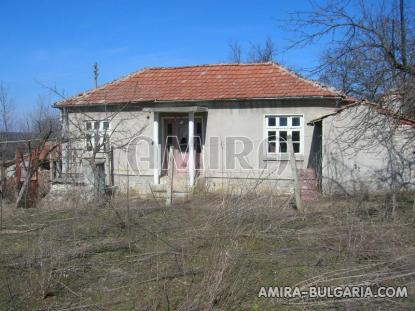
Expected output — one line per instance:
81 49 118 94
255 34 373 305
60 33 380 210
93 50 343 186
150 190 192 202
298 168 319 202
158 175 190 191
301 189 319 201
298 168 316 179
151 184 166 192
300 179 318 190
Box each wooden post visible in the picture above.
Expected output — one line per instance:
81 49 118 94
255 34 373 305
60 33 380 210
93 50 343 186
166 146 174 206
105 148 111 187
126 164 131 250
110 146 114 186
288 135 303 211
166 146 174 207
50 157 55 181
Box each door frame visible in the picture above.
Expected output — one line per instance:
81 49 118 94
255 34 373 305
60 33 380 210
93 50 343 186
160 115 204 174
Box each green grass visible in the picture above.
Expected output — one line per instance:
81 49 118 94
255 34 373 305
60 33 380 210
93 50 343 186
0 193 414 310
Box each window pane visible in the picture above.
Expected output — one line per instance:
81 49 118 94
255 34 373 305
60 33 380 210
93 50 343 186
264 116 303 154
195 136 202 153
292 117 300 126
268 131 276 153
268 142 276 153
279 131 287 153
94 121 99 129
103 121 109 130
280 142 287 153
268 117 276 127
167 122 173 147
86 122 91 130
196 122 202 135
86 134 92 151
268 131 276 142
179 137 188 152
293 143 300 153
167 123 173 135
292 131 300 142
279 131 287 142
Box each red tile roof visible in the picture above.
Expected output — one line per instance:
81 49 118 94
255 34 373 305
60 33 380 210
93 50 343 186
55 62 349 107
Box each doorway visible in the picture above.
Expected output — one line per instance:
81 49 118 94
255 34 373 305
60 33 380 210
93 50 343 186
162 116 203 174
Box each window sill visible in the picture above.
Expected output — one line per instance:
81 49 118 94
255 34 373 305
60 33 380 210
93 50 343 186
263 154 304 161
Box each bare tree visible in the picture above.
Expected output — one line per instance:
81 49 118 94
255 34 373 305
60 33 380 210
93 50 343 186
30 95 61 137
247 37 277 63
227 37 277 63
284 1 415 216
15 129 54 208
0 82 15 133
42 83 149 201
284 0 415 117
228 41 242 64
65 106 147 200
15 97 61 207
0 83 17 163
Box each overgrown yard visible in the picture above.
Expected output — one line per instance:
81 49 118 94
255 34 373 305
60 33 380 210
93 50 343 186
1 192 414 310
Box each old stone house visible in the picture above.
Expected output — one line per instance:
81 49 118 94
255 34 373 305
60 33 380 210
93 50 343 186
54 62 413 196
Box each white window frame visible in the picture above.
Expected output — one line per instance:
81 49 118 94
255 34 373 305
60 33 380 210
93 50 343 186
265 114 304 155
85 120 110 151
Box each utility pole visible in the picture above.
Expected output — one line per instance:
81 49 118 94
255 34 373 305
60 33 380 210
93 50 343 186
400 0 407 66
93 62 99 88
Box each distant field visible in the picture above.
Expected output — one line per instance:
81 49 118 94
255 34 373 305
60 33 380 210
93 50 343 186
0 193 414 310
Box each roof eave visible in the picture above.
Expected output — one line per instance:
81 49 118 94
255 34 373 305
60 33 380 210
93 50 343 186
54 95 346 108
307 100 415 126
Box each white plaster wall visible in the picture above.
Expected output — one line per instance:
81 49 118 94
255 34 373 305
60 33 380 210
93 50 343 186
66 108 153 192
322 105 415 195
64 99 338 193
203 100 337 182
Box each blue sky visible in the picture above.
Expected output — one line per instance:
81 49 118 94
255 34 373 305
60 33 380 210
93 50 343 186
0 0 325 112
